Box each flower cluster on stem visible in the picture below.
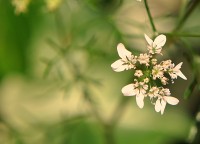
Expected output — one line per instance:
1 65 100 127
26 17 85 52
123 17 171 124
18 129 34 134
111 34 187 114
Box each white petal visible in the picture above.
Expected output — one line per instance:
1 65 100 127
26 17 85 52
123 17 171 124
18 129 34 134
121 84 136 96
164 96 179 105
111 59 126 72
144 34 153 46
136 93 144 108
117 43 132 60
154 34 166 48
160 99 166 115
174 62 183 70
155 99 161 112
177 70 187 80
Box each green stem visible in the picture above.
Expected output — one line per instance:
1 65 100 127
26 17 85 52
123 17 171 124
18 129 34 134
104 123 116 144
144 0 157 35
163 33 200 38
110 97 129 126
174 0 200 32
82 86 104 124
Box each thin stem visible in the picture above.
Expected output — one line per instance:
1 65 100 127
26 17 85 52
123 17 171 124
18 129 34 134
104 123 116 144
144 0 157 35
110 97 129 126
163 33 200 38
174 0 200 32
82 86 104 124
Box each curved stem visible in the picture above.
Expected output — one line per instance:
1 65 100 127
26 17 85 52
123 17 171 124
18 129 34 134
144 0 157 35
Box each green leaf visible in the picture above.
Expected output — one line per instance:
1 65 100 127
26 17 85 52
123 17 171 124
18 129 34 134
184 78 197 99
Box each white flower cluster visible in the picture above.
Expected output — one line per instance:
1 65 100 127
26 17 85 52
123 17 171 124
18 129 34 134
111 34 187 114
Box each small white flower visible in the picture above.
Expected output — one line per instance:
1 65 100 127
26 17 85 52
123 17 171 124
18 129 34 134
111 43 136 72
161 77 168 85
122 81 148 108
161 60 172 71
144 34 166 55
152 65 164 80
134 70 143 77
155 96 179 115
144 78 149 83
168 62 187 80
148 86 160 98
155 88 178 115
160 88 171 96
137 53 150 66
151 59 157 65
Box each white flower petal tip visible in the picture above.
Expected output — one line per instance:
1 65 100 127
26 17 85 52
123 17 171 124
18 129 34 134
136 94 144 108
117 43 132 60
160 100 166 115
144 34 153 46
144 33 166 48
175 62 187 80
154 96 179 115
164 96 179 105
121 84 135 96
177 71 187 80
111 59 126 72
176 62 183 69
154 34 166 47
155 99 161 112
111 43 134 72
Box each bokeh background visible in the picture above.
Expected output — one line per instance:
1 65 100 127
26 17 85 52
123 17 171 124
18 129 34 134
0 0 200 144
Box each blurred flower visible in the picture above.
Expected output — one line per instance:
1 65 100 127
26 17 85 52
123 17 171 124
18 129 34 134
46 0 62 11
111 43 136 72
12 0 31 14
144 78 149 83
151 58 157 65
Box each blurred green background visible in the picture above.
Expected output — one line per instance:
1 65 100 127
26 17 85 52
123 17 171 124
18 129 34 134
0 0 200 144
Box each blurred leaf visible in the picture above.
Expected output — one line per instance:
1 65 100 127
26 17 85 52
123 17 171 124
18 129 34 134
0 1 30 79
44 118 104 144
116 128 178 144
83 0 123 13
184 78 197 99
70 121 104 144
